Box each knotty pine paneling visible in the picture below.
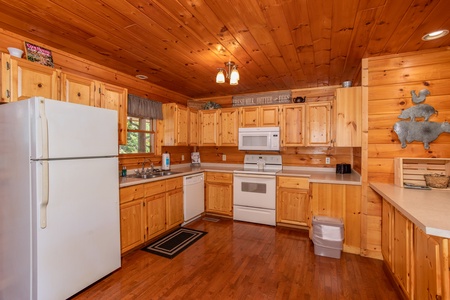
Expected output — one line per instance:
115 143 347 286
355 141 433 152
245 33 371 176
0 29 190 104
361 47 450 259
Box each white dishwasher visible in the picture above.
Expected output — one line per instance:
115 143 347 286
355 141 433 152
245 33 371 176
183 173 205 225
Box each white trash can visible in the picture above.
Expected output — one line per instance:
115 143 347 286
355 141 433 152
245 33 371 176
312 216 344 259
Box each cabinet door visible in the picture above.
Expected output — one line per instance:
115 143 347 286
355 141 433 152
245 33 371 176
240 107 259 127
414 226 442 300
145 193 166 240
393 209 413 297
260 105 279 126
205 182 233 216
120 199 144 253
306 102 331 146
282 105 305 146
176 105 188 145
199 110 218 145
188 108 199 146
382 199 393 266
220 108 239 146
1 53 11 103
10 56 58 101
60 72 95 106
100 82 128 145
277 188 309 226
334 87 361 147
166 188 184 230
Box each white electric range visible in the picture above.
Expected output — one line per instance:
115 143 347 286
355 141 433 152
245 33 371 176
233 154 282 226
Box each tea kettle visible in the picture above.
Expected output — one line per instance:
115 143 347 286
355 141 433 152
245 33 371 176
293 96 306 103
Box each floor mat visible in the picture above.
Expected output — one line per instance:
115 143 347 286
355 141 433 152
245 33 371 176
142 227 207 259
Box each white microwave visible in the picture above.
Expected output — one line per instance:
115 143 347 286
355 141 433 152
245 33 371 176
238 127 280 151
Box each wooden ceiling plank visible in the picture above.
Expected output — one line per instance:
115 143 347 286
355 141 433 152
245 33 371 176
341 7 383 84
381 0 440 54
306 0 332 84
258 0 307 87
363 0 413 57
401 0 450 52
329 0 360 84
282 0 316 79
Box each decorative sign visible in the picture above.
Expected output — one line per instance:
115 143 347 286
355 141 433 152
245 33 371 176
24 42 54 68
232 90 292 107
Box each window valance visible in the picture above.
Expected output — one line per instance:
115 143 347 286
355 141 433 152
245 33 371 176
127 94 163 120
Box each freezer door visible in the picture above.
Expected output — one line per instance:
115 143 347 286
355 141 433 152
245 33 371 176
29 97 118 159
32 157 121 300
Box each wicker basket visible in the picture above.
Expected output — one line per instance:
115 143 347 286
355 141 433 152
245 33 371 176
424 174 450 189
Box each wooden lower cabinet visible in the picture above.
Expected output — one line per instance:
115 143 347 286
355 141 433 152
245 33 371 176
276 176 310 227
205 172 233 216
393 209 413 297
119 177 183 254
119 185 145 253
166 188 184 229
382 199 450 299
145 193 166 240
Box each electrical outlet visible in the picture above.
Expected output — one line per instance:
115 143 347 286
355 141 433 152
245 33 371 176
326 157 330 164
181 154 184 161
222 154 226 161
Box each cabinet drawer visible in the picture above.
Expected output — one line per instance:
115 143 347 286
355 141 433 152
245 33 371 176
166 177 183 191
144 180 166 197
206 172 233 183
120 185 144 204
278 176 309 189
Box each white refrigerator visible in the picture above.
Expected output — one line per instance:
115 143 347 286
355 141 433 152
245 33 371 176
0 97 121 300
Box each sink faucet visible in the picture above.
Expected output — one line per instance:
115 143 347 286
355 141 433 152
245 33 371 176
141 159 151 174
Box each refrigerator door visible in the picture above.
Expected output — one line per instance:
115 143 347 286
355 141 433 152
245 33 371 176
32 157 121 300
29 97 118 159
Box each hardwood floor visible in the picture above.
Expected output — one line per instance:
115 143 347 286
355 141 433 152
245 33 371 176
72 218 400 300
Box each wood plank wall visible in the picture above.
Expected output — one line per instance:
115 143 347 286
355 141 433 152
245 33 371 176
361 47 450 258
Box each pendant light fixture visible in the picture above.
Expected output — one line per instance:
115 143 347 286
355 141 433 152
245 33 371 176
216 61 239 85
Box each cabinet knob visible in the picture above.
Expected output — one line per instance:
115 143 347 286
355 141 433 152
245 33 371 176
77 92 81 97
38 83 43 88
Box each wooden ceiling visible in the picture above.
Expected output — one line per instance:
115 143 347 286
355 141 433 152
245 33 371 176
0 0 449 99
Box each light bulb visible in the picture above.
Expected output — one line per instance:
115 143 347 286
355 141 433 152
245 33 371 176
230 66 239 85
216 69 225 83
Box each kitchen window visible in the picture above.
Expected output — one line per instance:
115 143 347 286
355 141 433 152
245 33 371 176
119 116 156 154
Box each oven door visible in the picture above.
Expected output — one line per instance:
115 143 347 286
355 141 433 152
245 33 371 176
233 173 276 209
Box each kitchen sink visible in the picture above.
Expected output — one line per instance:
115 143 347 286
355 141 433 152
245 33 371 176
127 171 181 179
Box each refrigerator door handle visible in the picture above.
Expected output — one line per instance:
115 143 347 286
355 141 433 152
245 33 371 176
40 160 50 228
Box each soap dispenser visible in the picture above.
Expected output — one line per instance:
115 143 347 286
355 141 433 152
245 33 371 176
162 152 170 171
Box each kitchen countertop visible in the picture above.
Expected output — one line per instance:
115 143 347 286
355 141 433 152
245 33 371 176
370 182 450 238
119 163 361 187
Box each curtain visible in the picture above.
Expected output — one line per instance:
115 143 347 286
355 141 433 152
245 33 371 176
127 94 163 119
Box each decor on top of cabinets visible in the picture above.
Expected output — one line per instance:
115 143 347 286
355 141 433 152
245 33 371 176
24 41 54 68
293 96 306 103
393 88 450 149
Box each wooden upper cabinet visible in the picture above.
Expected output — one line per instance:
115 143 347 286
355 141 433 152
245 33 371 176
1 53 11 103
305 102 331 146
334 87 362 147
60 72 96 106
281 105 305 146
188 108 199 146
199 109 218 146
100 82 128 145
219 108 239 146
240 105 280 127
162 103 188 146
8 54 58 101
260 105 280 126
